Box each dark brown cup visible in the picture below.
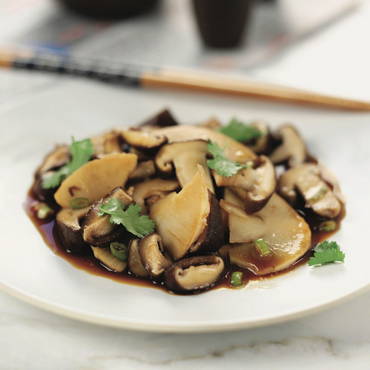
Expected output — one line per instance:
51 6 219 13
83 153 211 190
192 0 253 48
57 0 159 20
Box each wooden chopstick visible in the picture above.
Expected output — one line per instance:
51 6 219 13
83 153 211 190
2 48 370 111
142 69 370 111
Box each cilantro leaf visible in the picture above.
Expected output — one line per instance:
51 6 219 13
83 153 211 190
219 118 261 142
207 141 246 177
308 241 345 267
98 199 155 238
42 138 94 189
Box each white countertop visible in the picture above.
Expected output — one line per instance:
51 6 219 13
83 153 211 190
1 1 370 368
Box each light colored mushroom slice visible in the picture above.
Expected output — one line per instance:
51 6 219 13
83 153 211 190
151 125 256 162
128 239 149 277
91 247 127 273
83 188 132 246
133 178 179 209
139 234 172 278
56 207 90 254
165 256 225 293
37 145 70 175
269 125 307 167
278 163 343 218
247 121 270 154
213 155 276 212
91 130 122 156
128 160 156 180
150 166 225 260
221 190 311 275
121 130 167 150
55 153 137 208
155 140 214 191
197 117 222 130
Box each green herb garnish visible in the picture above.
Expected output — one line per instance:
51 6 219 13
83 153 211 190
98 198 155 238
219 118 261 142
42 138 94 189
207 141 247 177
319 220 337 232
255 239 272 257
70 197 90 209
110 242 129 262
308 241 345 267
230 271 244 287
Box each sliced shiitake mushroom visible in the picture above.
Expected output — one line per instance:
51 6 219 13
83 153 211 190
137 109 179 128
221 190 311 275
33 145 71 202
83 188 132 246
56 207 90 254
269 125 307 167
247 121 270 154
128 239 148 277
278 163 343 218
165 256 225 293
54 153 137 208
138 234 172 278
37 145 70 176
121 130 167 150
150 166 225 260
91 246 127 272
151 125 256 162
155 140 214 191
197 117 222 130
213 155 276 213
133 178 179 209
91 130 122 156
128 160 156 180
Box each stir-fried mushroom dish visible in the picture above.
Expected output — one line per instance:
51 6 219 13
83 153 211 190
27 109 346 294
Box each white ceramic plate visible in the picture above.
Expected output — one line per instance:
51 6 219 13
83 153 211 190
1 82 369 332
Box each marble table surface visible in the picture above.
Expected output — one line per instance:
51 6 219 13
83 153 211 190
1 290 369 369
1 1 370 369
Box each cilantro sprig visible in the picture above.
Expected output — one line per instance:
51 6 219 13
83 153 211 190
98 198 155 238
207 141 247 177
308 241 345 267
219 118 261 142
42 138 94 189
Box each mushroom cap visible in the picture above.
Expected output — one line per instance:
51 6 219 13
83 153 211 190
54 153 137 208
91 130 122 156
278 163 343 218
56 207 90 254
139 233 172 278
150 125 256 162
137 109 179 128
213 155 276 213
121 130 167 150
165 256 225 293
247 121 270 154
82 188 132 246
128 160 156 181
269 125 307 167
128 239 149 278
132 178 179 209
222 190 312 275
155 140 214 191
150 166 224 260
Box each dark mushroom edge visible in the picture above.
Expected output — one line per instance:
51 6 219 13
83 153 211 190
26 110 345 295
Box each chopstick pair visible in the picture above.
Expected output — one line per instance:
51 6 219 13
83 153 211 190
1 48 370 111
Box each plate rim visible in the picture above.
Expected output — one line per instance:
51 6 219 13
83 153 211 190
1 280 369 333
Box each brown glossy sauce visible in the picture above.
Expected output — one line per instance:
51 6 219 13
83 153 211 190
25 191 344 295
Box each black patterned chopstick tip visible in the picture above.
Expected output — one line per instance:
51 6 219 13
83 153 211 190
11 53 142 87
